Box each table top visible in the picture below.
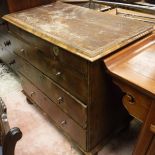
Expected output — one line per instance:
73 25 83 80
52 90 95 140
3 2 153 61
104 34 155 98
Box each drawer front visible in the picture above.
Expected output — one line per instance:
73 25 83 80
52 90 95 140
7 31 89 103
115 80 151 122
15 55 87 127
21 75 87 149
9 24 88 75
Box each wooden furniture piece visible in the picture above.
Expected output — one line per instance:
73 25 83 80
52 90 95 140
2 1 154 154
104 34 155 155
0 97 22 155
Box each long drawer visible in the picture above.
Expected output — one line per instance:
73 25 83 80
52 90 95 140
5 31 89 103
9 24 88 75
14 55 87 128
21 75 87 149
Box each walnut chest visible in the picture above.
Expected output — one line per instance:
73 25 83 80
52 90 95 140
1 2 153 154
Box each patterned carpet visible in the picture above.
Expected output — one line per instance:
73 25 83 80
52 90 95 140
0 62 141 155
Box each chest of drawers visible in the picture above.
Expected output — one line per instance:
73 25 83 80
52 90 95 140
2 2 153 154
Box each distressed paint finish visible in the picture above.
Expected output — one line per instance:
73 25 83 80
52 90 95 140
3 1 153 61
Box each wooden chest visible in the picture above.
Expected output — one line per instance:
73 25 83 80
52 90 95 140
1 2 153 154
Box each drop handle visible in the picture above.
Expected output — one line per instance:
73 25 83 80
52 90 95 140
20 49 25 52
150 124 155 134
57 97 63 104
30 92 35 97
56 71 62 76
61 120 67 126
4 40 11 46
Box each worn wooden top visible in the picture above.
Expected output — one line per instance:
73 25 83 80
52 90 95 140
3 1 153 61
104 34 155 98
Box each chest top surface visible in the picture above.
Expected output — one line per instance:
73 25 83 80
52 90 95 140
104 34 155 98
3 1 153 61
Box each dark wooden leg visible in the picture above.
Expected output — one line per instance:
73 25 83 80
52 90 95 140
133 102 155 155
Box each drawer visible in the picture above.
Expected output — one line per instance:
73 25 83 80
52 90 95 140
9 24 88 75
7 31 89 103
15 55 87 127
21 75 87 149
115 80 152 122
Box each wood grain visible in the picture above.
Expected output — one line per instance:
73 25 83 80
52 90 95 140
3 1 153 61
104 33 155 155
104 34 155 98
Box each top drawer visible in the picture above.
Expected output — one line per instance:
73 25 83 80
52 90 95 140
5 31 89 103
9 24 88 75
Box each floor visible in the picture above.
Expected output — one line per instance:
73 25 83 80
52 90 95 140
0 62 141 155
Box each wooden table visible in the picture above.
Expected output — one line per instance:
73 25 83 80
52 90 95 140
1 2 154 154
105 34 155 155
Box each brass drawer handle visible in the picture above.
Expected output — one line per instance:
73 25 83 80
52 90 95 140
56 71 62 76
30 92 35 97
61 120 67 126
150 124 155 134
4 40 11 47
20 49 25 52
57 97 63 104
53 46 60 56
9 59 16 65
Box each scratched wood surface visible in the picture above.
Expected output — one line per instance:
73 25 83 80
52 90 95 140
3 1 153 61
104 34 155 98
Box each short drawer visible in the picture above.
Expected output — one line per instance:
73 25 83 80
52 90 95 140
6 31 89 103
21 75 87 149
115 80 152 122
9 24 88 75
15 55 87 127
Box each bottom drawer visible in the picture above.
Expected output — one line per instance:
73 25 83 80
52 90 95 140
20 75 87 150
